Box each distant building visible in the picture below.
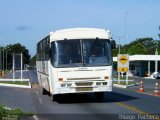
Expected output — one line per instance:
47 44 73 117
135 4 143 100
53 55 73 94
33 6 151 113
113 55 160 77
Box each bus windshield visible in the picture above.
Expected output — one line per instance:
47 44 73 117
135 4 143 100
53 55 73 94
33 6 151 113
51 39 112 67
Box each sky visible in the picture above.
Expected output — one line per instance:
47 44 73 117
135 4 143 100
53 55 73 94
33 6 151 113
0 0 160 57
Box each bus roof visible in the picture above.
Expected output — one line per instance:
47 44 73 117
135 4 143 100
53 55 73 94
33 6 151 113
50 28 111 41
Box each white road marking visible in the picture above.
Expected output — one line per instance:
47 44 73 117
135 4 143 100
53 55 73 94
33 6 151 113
38 97 43 104
33 115 39 120
36 91 39 96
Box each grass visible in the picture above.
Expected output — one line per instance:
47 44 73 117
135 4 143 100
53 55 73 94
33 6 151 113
113 75 136 86
114 81 136 85
114 76 134 80
0 104 33 120
4 70 12 74
0 70 11 77
0 81 29 86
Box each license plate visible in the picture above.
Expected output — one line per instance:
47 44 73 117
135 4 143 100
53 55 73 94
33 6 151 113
76 87 93 91
75 82 93 86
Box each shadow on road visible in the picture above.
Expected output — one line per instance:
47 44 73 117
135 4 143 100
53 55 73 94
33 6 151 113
54 92 138 104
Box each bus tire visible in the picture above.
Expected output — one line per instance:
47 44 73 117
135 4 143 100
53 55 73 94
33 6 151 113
42 87 48 95
51 94 56 101
95 92 104 102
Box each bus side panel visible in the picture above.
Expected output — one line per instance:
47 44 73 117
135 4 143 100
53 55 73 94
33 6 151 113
48 61 54 94
36 61 41 86
36 61 50 92
48 62 56 95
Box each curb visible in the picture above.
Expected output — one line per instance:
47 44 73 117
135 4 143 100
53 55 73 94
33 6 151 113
113 83 137 88
33 115 39 120
113 84 127 88
0 83 31 88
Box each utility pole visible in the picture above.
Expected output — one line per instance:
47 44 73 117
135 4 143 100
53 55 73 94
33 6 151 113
21 53 23 82
158 26 160 40
112 35 126 54
13 53 15 80
155 26 159 73
3 48 4 71
0 47 2 70
124 12 128 54
6 49 7 70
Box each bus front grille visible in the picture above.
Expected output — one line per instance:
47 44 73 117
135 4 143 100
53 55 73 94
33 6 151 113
75 82 93 86
67 77 100 80
76 87 93 92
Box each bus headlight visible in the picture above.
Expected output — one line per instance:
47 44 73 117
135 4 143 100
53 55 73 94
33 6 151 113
61 83 72 87
96 82 107 86
61 83 66 87
103 82 107 85
96 82 102 86
67 83 72 87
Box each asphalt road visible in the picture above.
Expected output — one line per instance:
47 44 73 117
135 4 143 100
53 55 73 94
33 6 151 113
0 70 160 120
128 76 160 95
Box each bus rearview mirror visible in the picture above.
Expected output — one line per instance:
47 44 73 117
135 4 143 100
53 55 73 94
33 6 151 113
111 40 116 49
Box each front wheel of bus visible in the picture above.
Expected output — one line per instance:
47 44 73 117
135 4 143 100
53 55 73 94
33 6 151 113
42 87 48 95
51 94 56 101
95 92 104 102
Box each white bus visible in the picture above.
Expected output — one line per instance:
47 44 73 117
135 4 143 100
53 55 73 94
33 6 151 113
36 28 116 101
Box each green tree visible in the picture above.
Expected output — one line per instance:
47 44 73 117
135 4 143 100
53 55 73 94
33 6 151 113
112 46 125 56
126 38 155 54
128 43 147 55
29 55 36 69
118 37 157 55
158 26 160 39
4 43 30 69
112 38 155 55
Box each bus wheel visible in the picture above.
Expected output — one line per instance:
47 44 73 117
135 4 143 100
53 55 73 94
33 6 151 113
95 92 104 102
51 94 56 101
42 87 48 95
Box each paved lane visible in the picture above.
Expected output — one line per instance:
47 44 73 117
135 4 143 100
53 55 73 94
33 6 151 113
2 70 31 79
1 70 160 120
0 86 36 113
112 87 160 114
27 70 140 119
129 77 160 95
